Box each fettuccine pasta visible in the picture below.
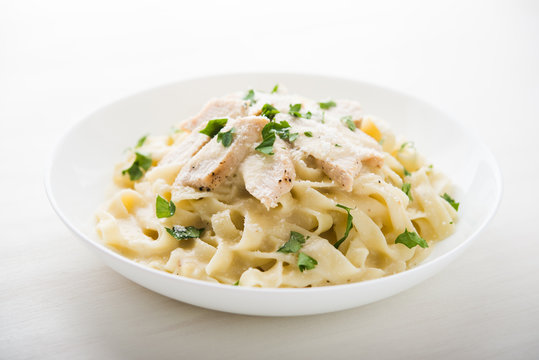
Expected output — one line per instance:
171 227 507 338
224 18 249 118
96 86 458 287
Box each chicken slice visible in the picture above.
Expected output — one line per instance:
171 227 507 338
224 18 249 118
291 118 384 191
158 130 210 167
180 96 249 131
175 116 268 190
240 137 296 209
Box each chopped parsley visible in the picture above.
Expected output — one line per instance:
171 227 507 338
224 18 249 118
441 193 459 211
277 231 306 253
288 103 302 117
233 280 239 286
288 104 313 119
335 144 342 147
395 229 428 248
217 127 235 147
334 204 354 249
298 252 318 272
255 121 297 155
255 133 277 155
135 134 148 148
402 183 413 201
199 118 228 137
243 89 256 105
341 115 356 131
122 152 152 181
155 195 176 218
271 84 279 93
304 131 313 137
403 168 411 177
261 103 279 120
318 100 336 110
165 225 204 240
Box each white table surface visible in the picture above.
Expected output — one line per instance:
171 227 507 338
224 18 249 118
2 1 538 359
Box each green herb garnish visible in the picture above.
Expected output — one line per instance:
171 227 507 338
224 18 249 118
318 100 336 110
441 193 459 211
402 183 413 201
233 280 239 286
255 132 276 155
403 168 411 177
165 225 204 240
261 103 279 120
199 118 228 137
271 84 279 93
298 252 318 272
135 134 148 148
122 152 152 181
335 144 342 147
217 127 235 147
334 204 354 249
395 229 428 248
289 103 302 117
244 89 256 105
341 115 356 131
304 111 312 119
304 131 313 137
255 121 296 154
277 231 306 253
156 195 176 218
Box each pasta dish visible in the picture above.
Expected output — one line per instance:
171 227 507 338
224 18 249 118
95 85 459 287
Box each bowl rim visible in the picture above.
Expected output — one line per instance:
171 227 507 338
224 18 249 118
44 71 503 294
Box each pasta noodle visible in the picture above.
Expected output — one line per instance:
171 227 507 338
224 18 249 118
95 87 458 288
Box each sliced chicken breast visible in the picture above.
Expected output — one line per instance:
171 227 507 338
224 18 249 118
175 116 268 190
180 96 249 131
291 118 384 191
240 137 296 209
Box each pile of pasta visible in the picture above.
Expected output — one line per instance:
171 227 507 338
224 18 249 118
96 91 458 288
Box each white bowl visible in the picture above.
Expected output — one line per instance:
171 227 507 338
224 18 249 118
45 73 502 316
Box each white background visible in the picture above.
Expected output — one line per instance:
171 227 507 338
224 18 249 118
1 1 538 359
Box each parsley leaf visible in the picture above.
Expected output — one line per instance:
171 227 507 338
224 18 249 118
334 204 354 249
318 100 336 110
277 231 306 253
289 103 302 117
255 121 295 154
243 89 256 105
298 252 318 272
122 152 152 181
255 132 276 155
304 111 312 119
402 183 413 201
287 132 299 142
165 225 204 240
199 118 228 137
135 134 148 148
304 131 313 137
341 115 356 131
261 103 280 120
395 229 428 248
233 280 239 286
441 193 459 211
335 144 342 147
403 168 411 177
156 195 176 218
217 127 235 147
271 84 279 93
